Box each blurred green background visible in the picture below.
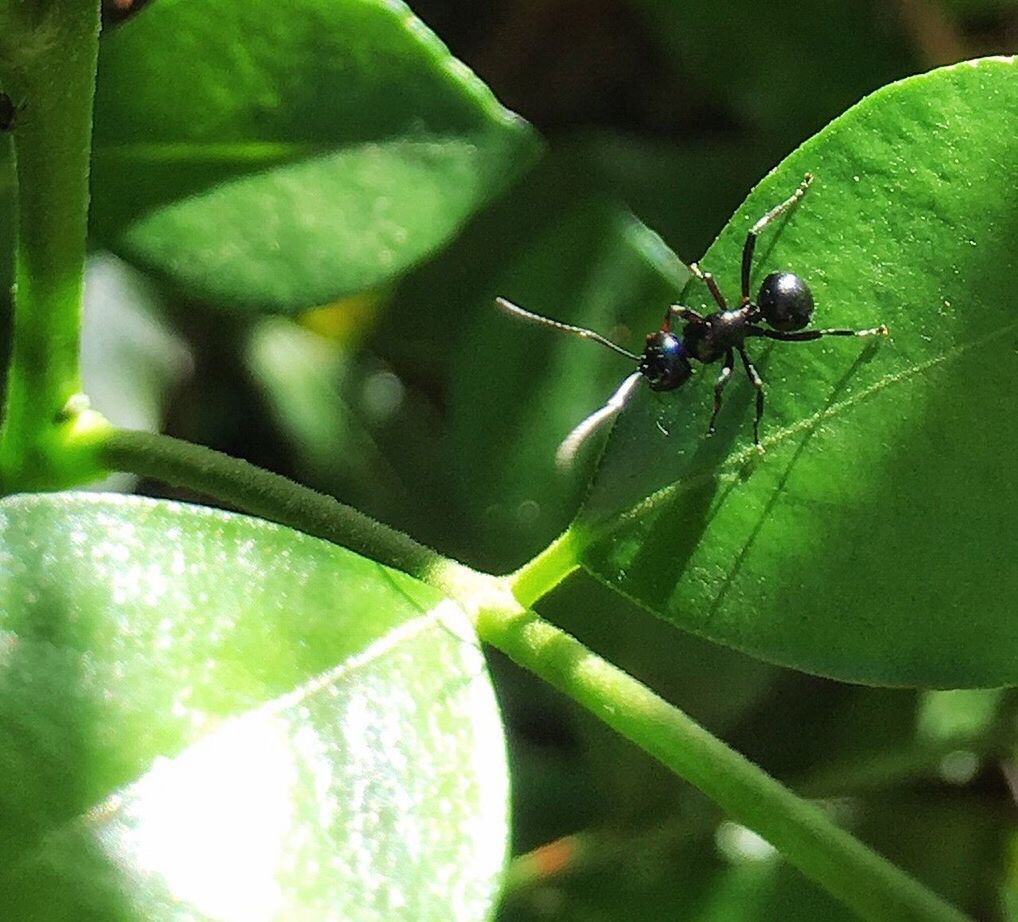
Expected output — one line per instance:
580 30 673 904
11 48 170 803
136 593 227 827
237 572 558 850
74 1 1018 918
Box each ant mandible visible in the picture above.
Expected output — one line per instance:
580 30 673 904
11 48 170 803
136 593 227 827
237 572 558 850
496 174 888 466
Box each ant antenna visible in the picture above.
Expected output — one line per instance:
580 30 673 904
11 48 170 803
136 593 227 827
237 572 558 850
556 371 643 469
495 298 640 362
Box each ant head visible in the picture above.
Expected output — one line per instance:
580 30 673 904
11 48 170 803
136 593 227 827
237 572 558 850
758 271 814 332
640 331 692 391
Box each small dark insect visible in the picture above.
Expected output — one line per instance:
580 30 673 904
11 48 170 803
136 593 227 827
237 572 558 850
0 93 24 132
496 174 888 466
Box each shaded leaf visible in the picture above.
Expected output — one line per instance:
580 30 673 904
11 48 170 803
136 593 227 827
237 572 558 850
448 199 687 568
500 794 1006 921
244 316 451 541
367 149 688 568
91 0 538 311
0 133 13 405
629 0 916 137
574 133 778 260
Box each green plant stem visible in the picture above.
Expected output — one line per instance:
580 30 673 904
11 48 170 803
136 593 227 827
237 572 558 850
0 0 108 491
476 604 971 922
510 528 579 605
101 425 969 920
99 428 488 600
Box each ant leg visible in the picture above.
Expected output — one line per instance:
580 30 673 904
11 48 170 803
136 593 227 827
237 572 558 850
741 173 813 303
689 262 728 310
758 323 888 342
737 346 765 448
663 304 705 332
707 350 735 435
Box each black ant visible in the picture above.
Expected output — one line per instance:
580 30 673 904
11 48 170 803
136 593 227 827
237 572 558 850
496 174 887 465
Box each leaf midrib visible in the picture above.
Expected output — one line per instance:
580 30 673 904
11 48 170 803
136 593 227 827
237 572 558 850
91 134 491 168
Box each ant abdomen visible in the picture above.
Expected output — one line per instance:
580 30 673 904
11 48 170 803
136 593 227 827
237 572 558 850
758 271 814 332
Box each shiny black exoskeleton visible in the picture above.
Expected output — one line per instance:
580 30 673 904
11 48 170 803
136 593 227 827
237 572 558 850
640 330 691 390
496 174 887 463
631 174 886 445
654 270 814 384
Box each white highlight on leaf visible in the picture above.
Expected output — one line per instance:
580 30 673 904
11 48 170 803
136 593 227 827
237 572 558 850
96 714 296 921
81 606 506 921
715 820 777 864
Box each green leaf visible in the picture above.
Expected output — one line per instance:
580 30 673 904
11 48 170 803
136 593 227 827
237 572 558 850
244 317 451 542
574 56 1018 687
629 0 915 137
90 0 538 312
0 494 508 920
0 133 12 405
424 159 689 567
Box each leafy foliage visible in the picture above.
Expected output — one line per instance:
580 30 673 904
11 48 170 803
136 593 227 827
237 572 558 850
0 494 508 919
574 57 1018 687
90 0 538 311
2 0 1016 916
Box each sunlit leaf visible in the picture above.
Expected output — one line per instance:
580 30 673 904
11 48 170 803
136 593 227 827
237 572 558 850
574 57 1018 687
0 494 508 920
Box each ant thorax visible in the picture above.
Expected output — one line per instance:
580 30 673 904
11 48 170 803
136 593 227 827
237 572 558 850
682 308 752 365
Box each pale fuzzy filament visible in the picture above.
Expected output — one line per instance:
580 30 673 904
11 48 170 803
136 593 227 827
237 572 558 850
556 371 644 469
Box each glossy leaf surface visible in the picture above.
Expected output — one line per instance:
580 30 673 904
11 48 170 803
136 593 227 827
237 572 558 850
0 494 508 920
575 57 1018 687
90 0 537 312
